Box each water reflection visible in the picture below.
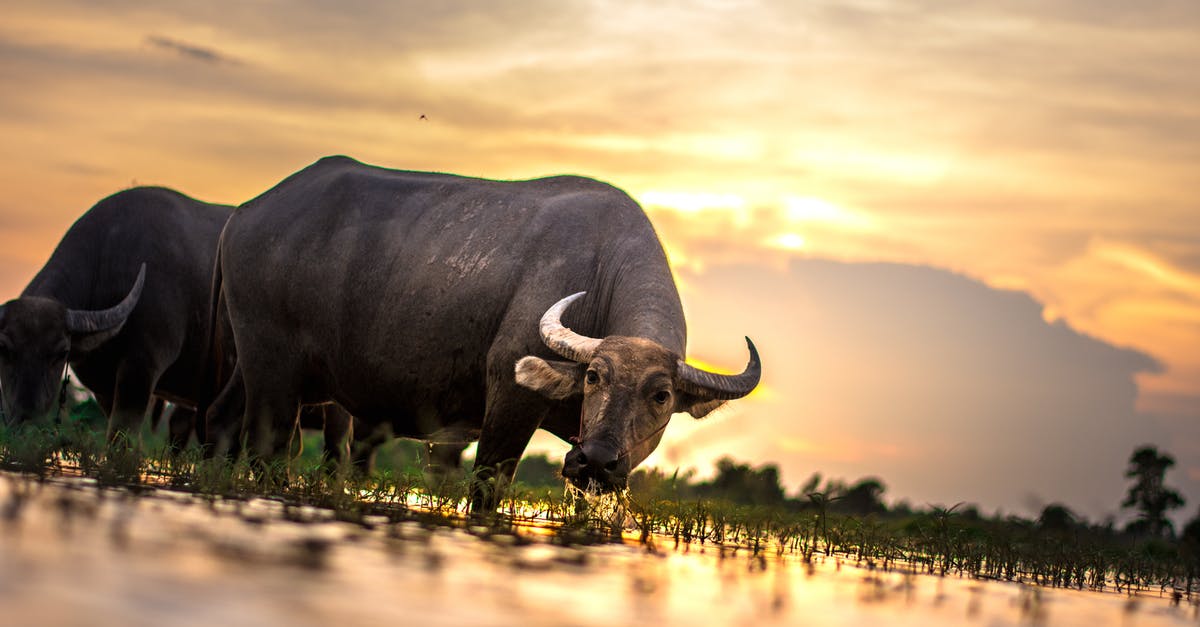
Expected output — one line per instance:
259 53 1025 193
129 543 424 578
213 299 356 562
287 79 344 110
1 472 1193 627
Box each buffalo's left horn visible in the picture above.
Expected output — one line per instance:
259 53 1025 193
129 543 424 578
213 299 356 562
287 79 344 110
66 263 146 333
539 292 602 363
677 337 761 400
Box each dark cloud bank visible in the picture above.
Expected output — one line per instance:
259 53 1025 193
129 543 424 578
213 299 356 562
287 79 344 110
678 258 1183 522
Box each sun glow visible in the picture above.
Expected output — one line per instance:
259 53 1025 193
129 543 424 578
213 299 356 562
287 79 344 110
767 233 806 251
783 196 874 231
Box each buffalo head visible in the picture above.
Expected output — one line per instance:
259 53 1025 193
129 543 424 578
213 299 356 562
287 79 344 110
0 264 145 425
515 292 760 492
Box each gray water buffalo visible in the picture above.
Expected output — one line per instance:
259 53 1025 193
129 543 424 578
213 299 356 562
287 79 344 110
0 187 230 442
210 155 760 508
0 187 362 460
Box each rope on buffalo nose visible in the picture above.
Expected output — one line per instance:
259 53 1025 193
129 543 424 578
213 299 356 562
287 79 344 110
568 402 585 445
55 350 71 426
56 373 70 426
617 419 670 463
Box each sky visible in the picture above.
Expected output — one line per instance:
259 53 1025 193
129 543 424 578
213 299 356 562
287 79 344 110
1 0 1197 524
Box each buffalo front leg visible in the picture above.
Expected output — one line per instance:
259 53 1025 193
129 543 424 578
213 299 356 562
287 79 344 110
470 393 544 515
106 364 156 448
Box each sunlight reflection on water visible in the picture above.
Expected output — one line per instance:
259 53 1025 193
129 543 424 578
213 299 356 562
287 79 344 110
1 473 1194 627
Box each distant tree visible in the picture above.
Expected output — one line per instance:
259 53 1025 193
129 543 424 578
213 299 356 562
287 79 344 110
890 500 914 517
1121 445 1185 538
834 478 887 515
958 505 982 522
1038 503 1077 532
697 457 786 506
1181 509 1200 580
798 472 822 497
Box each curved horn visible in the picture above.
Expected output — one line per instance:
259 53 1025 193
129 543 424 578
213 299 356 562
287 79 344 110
539 292 602 363
66 263 146 334
677 337 761 400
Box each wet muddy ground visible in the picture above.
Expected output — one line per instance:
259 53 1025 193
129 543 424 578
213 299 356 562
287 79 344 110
1 471 1194 627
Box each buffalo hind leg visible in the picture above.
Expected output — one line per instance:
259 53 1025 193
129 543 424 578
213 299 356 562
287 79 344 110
316 405 352 466
350 417 390 473
241 377 301 480
149 398 167 432
166 405 195 451
202 366 247 460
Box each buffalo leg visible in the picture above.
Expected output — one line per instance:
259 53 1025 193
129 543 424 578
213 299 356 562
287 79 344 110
148 398 167 432
166 405 195 451
318 405 352 465
471 392 543 514
243 390 299 462
106 363 156 446
350 417 390 473
236 331 305 464
203 365 247 460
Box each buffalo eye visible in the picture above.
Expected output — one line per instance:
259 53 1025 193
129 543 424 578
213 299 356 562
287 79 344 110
585 370 599 385
653 390 671 405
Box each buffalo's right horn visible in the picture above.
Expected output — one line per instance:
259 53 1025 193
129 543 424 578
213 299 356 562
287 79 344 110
66 263 146 334
538 292 602 363
676 337 761 400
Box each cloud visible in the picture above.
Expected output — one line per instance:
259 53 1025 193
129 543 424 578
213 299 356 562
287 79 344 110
144 35 240 65
643 258 1169 521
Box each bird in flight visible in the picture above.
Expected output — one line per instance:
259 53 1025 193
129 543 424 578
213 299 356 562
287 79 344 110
419 114 428 121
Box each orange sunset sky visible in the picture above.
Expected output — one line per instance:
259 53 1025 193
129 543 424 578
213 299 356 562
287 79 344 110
2 1 1197 523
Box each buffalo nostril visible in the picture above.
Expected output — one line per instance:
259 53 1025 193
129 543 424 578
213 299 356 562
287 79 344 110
603 459 618 472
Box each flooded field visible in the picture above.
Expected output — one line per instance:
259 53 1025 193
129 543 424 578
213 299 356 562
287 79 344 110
1 471 1194 627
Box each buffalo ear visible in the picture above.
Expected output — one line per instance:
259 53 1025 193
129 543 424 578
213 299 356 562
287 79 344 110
515 356 585 400
674 391 726 419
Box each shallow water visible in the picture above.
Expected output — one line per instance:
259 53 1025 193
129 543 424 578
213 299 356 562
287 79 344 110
1 472 1194 627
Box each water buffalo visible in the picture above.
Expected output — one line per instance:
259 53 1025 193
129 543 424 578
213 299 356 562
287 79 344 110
0 187 363 460
0 187 230 442
211 155 760 508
